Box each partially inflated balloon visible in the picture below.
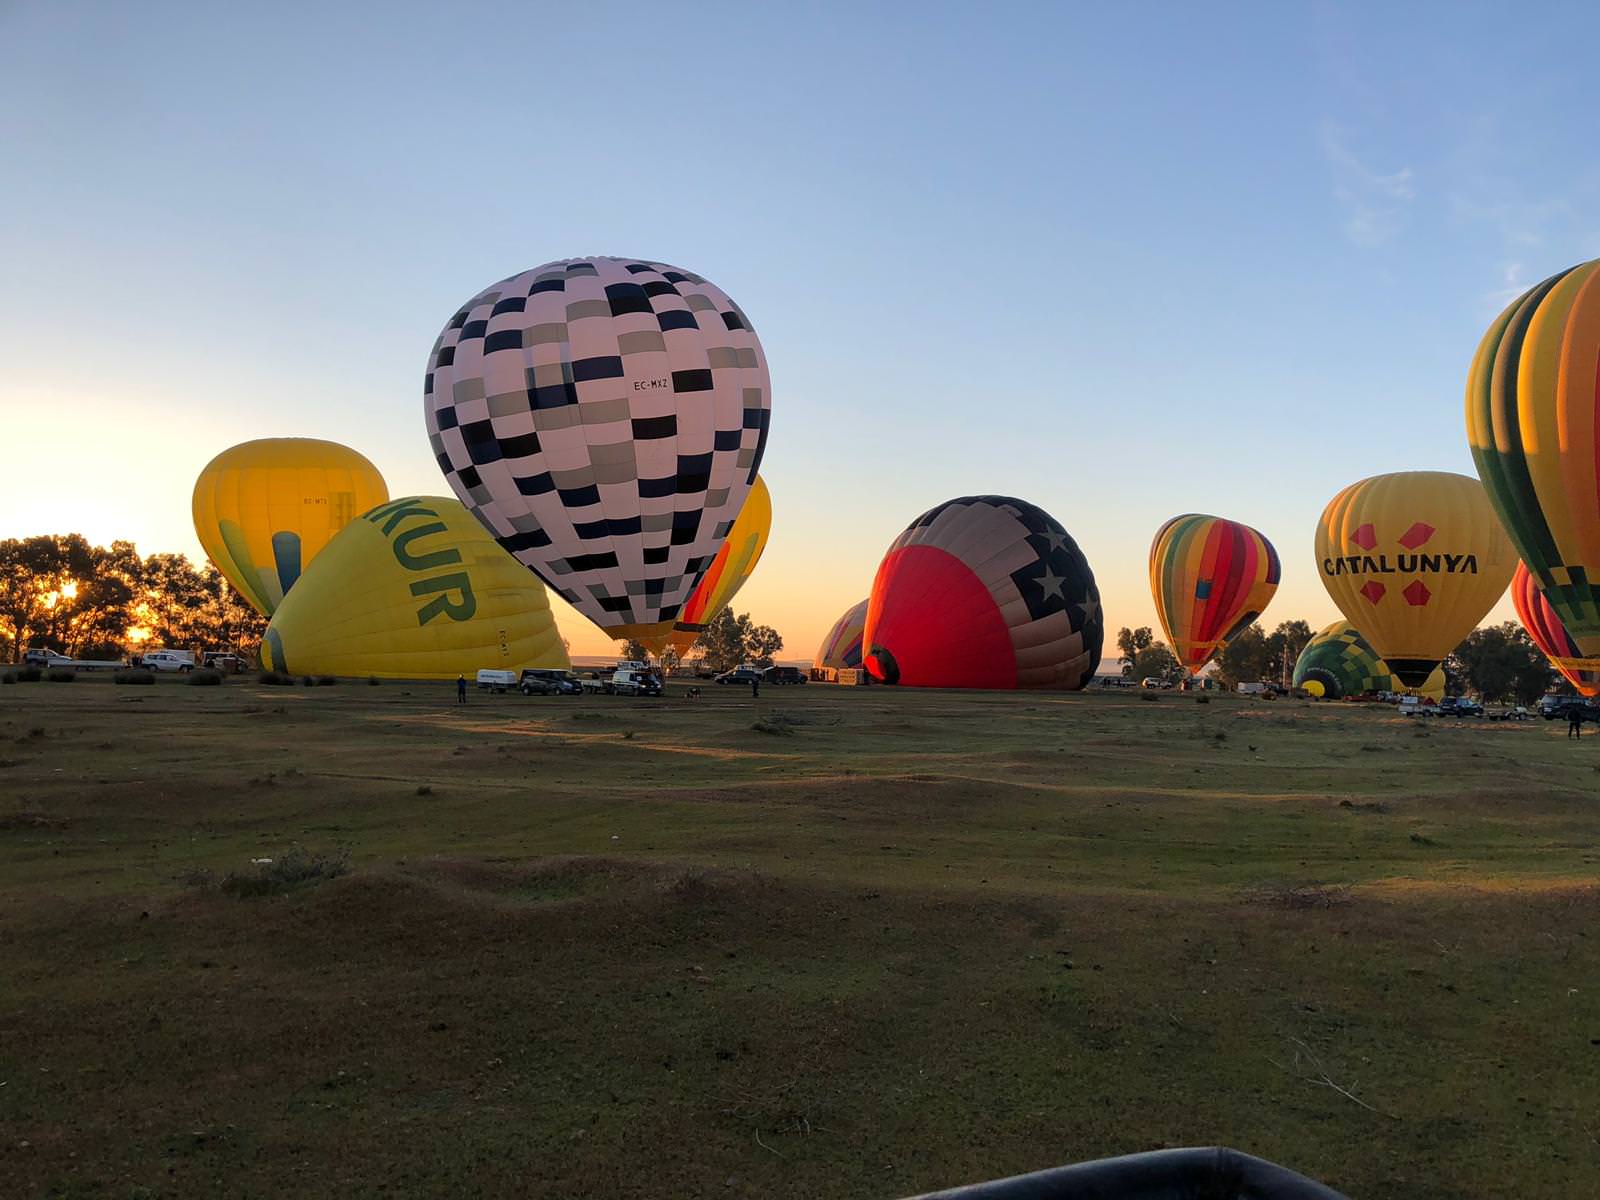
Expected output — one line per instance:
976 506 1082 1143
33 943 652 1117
664 476 771 657
193 439 388 616
1468 260 1600 659
1149 514 1279 674
1511 562 1599 696
814 599 868 671
1292 621 1443 701
863 496 1102 690
424 257 770 649
260 496 568 680
1315 471 1513 687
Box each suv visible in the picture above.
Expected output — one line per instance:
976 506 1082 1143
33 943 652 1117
715 667 763 686
1452 698 1483 718
519 668 580 696
203 654 245 674
611 667 662 696
763 666 807 686
141 650 195 673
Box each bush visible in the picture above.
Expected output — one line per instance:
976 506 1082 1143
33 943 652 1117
315 675 338 687
301 676 315 687
367 676 380 687
219 848 349 897
257 671 293 685
1 671 14 684
1139 691 1159 702
45 669 75 683
187 668 223 686
15 666 41 682
114 669 155 685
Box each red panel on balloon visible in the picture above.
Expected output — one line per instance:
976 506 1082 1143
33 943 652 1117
865 546 1017 689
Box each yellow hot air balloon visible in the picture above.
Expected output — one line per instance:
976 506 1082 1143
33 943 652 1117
193 438 389 616
260 496 569 680
662 476 771 658
1314 471 1513 688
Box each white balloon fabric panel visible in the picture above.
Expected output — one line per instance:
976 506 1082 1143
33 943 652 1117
424 257 771 635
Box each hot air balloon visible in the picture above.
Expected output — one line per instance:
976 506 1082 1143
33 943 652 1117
862 496 1102 690
1149 514 1280 674
260 496 569 680
192 439 388 616
1292 621 1444 701
1468 259 1600 669
1315 471 1513 688
814 599 869 671
423 257 770 651
664 475 771 657
1511 562 1600 696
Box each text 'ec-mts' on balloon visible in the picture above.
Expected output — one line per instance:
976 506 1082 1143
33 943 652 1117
423 257 770 650
260 496 568 680
1314 471 1513 688
1149 513 1279 675
862 496 1103 690
192 438 388 617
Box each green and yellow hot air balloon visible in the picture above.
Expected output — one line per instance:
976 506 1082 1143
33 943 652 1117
1292 621 1444 701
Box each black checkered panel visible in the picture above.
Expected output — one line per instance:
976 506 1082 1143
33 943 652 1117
423 258 771 632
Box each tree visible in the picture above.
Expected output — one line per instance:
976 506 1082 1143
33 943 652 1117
1263 620 1314 687
746 624 783 667
621 639 651 662
1115 626 1154 676
1214 622 1270 687
1447 622 1551 704
698 609 748 672
1132 642 1182 684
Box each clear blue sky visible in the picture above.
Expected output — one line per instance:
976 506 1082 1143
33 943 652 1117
4 1 1598 656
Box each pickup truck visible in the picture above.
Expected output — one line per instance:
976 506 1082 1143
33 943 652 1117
24 649 125 671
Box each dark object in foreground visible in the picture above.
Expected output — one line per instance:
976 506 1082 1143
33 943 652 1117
902 1147 1346 1200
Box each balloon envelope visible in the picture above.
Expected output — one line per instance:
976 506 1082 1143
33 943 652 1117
423 257 770 649
665 475 771 657
814 599 869 671
1292 620 1444 701
862 496 1102 690
1314 471 1513 687
1511 562 1600 697
260 496 569 680
192 438 388 616
1149 514 1279 674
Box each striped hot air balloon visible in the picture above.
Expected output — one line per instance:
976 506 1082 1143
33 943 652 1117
1468 259 1600 667
862 496 1102 690
664 476 771 657
814 599 868 671
1510 562 1600 697
1148 514 1280 675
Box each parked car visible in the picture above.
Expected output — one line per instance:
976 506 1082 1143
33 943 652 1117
141 650 195 673
476 668 518 692
519 668 580 696
715 667 763 686
1541 696 1587 720
203 654 245 674
1452 698 1484 718
763 666 807 686
611 667 662 696
1487 705 1532 721
23 649 73 668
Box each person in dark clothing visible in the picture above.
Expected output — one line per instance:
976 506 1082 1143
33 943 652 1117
750 675 760 700
457 674 468 705
1568 706 1583 738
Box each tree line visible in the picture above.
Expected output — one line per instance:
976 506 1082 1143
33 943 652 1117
1 535 264 662
1114 619 1566 704
622 609 784 673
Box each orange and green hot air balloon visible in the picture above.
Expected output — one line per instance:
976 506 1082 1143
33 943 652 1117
1511 562 1600 696
192 438 389 617
1314 471 1514 688
663 476 771 657
1468 258 1600 676
1149 514 1280 675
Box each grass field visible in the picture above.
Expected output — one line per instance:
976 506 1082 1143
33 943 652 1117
2 675 1598 1198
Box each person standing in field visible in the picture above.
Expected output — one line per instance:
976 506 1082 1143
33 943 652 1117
1568 705 1583 738
750 673 760 701
457 674 467 705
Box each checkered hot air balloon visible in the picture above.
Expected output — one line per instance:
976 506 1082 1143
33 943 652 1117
1314 471 1513 688
1469 259 1600 659
424 258 771 648
1511 562 1600 697
1148 514 1279 675
862 496 1102 690
814 599 868 671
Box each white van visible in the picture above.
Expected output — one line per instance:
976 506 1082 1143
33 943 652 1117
476 669 517 693
141 650 195 673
